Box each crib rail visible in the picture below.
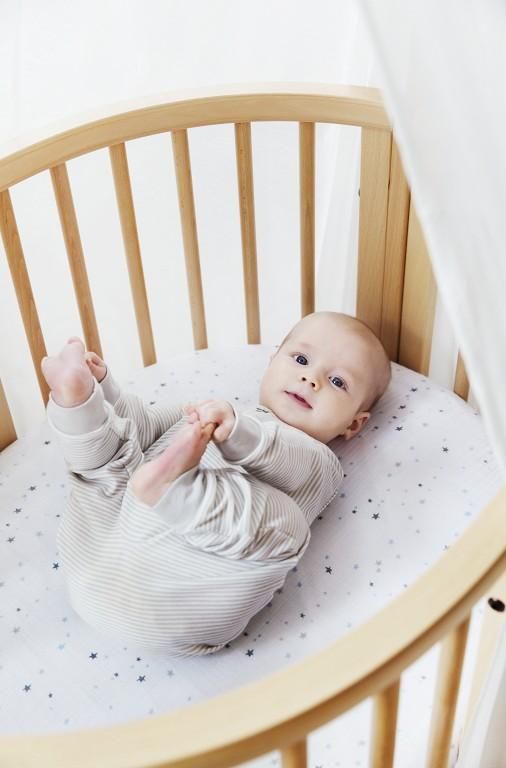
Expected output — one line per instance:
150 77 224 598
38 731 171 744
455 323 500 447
0 84 389 191
0 84 468 423
0 483 504 768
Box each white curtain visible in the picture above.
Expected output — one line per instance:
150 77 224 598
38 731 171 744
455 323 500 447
358 2 506 765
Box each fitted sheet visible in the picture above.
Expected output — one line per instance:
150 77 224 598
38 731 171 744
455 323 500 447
0 344 501 767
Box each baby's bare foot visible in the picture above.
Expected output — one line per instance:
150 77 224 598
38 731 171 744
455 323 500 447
129 421 215 507
41 338 94 407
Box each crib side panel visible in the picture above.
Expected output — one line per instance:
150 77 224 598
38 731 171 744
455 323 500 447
0 88 475 449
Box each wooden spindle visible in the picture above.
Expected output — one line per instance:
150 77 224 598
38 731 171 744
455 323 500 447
281 738 307 768
235 122 261 343
50 163 102 357
461 569 506 743
171 129 207 350
0 189 49 404
370 679 400 768
381 137 410 361
357 127 391 337
299 122 315 317
425 616 471 768
109 142 156 366
399 203 437 376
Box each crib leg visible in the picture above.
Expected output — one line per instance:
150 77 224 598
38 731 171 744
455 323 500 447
425 615 471 768
459 569 506 748
370 678 400 767
281 738 307 768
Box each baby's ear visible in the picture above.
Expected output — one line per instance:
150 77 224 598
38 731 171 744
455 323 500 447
343 411 370 441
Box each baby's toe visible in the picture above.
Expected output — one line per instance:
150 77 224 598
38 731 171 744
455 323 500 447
60 337 85 363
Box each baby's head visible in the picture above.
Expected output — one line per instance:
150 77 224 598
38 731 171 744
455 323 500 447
259 311 391 444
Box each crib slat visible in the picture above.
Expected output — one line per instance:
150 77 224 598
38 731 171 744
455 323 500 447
357 127 391 337
398 203 437 375
461 569 506 745
0 189 49 403
281 738 307 768
0 379 17 450
171 129 208 349
299 122 315 317
454 351 470 400
50 164 103 358
381 138 410 361
425 616 471 768
109 143 156 366
370 678 400 768
234 123 261 343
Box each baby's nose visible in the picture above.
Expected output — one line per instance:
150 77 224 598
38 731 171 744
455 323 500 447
301 374 319 390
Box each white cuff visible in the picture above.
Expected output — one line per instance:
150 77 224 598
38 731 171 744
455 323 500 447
46 378 108 436
98 366 121 406
217 408 262 461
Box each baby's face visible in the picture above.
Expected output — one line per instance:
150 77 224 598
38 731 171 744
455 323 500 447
259 315 374 443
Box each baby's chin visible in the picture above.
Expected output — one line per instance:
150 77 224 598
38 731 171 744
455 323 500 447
264 395 318 436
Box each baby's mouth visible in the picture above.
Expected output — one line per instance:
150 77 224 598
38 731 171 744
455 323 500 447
284 391 312 409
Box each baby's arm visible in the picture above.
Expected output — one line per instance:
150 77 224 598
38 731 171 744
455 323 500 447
92 360 184 453
194 400 342 493
216 407 343 497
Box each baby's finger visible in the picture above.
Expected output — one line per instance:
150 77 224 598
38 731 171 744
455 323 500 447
183 404 199 422
85 351 101 365
212 424 225 442
201 422 216 440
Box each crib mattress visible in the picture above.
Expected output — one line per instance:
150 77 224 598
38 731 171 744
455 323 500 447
0 344 501 767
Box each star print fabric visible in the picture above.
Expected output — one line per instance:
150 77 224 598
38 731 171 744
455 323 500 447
0 345 501 764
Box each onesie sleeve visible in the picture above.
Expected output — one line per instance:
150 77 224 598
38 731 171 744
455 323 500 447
98 367 184 451
217 409 343 498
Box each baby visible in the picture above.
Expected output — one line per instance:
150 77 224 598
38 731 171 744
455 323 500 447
42 311 391 656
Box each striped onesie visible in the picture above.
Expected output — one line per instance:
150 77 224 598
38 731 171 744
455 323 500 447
47 368 344 657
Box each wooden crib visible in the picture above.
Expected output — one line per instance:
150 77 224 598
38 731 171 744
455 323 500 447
0 83 504 768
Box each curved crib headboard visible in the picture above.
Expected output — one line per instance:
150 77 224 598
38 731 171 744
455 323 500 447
0 84 503 768
0 83 468 449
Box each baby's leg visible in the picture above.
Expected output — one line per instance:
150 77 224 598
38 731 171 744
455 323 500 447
126 453 310 564
128 421 214 506
42 339 141 480
79 345 185 452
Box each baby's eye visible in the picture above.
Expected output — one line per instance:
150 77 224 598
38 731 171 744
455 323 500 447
330 375 346 390
294 354 308 365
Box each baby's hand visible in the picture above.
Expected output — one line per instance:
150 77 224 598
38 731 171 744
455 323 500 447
84 350 108 384
183 399 235 443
